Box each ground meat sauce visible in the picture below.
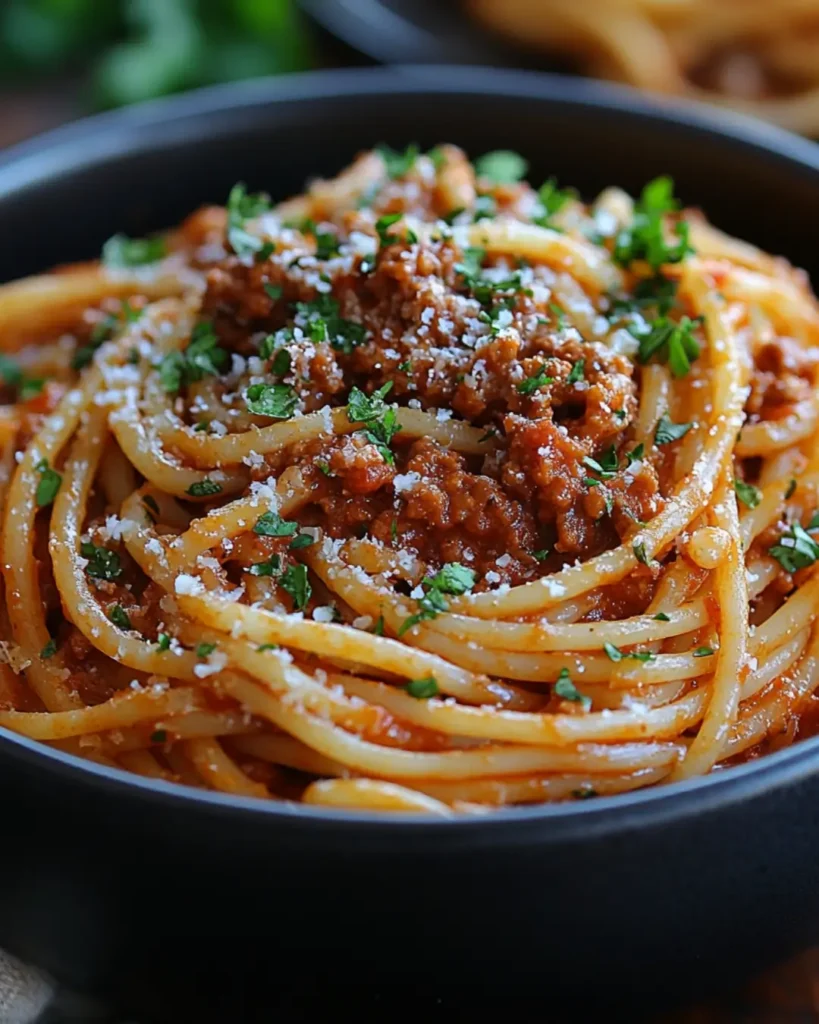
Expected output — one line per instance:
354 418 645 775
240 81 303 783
191 143 678 603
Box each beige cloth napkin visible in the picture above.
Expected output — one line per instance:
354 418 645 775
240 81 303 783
0 950 53 1023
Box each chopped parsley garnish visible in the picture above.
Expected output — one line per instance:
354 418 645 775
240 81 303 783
249 555 281 577
313 230 341 261
102 233 166 268
478 298 515 337
399 563 476 635
533 178 575 226
567 359 585 384
474 150 528 183
158 320 229 393
633 540 654 567
693 646 715 658
0 353 22 388
263 283 283 301
769 523 819 573
156 633 171 651
625 443 645 466
245 383 298 419
583 446 618 480
456 246 528 305
405 675 439 699
613 176 694 270
554 668 591 711
631 315 702 378
517 367 555 396
734 479 762 509
80 542 122 581
20 379 45 401
603 642 655 663
609 275 679 319
655 413 693 445
196 642 217 658
270 349 291 377
550 303 567 330
280 563 311 611
226 182 271 258
377 142 419 179
256 643 279 652
654 612 671 622
35 459 61 508
371 615 385 636
346 383 400 466
785 478 797 500
289 533 315 550
532 548 550 561
254 511 298 537
375 213 416 248
316 461 332 477
40 638 57 659
256 242 275 262
108 604 132 630
186 478 222 498
294 296 366 355
150 730 167 744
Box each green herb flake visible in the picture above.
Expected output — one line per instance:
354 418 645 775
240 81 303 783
245 383 298 419
613 176 694 270
263 283 283 301
256 643 279 652
517 367 555 396
186 478 222 498
631 315 703 378
377 143 420 179
156 633 171 651
534 178 576 227
693 646 715 658
474 150 528 184
289 533 315 550
398 562 476 634
770 523 819 573
80 542 122 581
102 233 166 268
653 612 671 622
734 479 762 510
226 182 271 258
40 638 57 659
603 642 623 662
108 604 132 630
553 668 591 711
405 675 439 699
654 413 693 446
196 642 217 659
249 556 281 577
633 540 654 567
254 511 298 537
0 353 23 388
280 563 311 611
785 478 797 500
371 615 385 636
35 459 62 508
567 359 585 385
150 730 167 744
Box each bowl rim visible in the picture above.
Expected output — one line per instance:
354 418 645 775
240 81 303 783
2 63 819 838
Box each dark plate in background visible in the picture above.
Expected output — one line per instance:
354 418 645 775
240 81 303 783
1 66 819 1023
299 0 553 67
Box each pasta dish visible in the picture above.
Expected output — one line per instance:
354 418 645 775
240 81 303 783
467 0 819 136
1 144 818 815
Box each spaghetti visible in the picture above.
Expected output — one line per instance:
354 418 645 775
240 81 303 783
0 144 818 814
467 0 819 136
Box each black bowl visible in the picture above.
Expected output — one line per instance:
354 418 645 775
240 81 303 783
2 67 819 1023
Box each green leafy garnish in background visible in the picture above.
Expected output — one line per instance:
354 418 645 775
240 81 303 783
0 0 313 109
